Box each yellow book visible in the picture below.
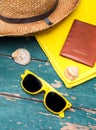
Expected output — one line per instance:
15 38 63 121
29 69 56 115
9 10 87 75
36 0 96 88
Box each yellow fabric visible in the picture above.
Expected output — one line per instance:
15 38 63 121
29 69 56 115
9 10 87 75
36 0 96 88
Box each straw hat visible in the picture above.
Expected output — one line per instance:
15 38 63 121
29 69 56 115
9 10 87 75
0 0 79 36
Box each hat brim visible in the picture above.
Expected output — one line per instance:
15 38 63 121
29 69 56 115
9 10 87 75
0 0 79 36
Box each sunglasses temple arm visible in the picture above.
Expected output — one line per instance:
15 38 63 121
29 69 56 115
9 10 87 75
21 74 24 78
59 112 64 118
21 70 30 79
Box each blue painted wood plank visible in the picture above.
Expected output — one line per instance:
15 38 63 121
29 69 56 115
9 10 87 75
0 95 96 130
0 55 96 110
0 37 47 60
0 36 96 130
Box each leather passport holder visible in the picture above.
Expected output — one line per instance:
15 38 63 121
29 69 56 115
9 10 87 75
60 20 96 67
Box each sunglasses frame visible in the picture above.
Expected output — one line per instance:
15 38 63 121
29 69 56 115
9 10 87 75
21 70 72 118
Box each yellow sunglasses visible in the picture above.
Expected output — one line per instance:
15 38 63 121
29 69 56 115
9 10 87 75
21 70 72 118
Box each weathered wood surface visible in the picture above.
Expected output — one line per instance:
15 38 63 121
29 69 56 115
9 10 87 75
0 37 96 130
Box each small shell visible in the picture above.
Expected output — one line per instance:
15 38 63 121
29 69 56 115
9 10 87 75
12 48 31 65
64 66 79 80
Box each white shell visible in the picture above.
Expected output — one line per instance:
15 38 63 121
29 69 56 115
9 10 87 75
64 66 79 80
12 48 31 65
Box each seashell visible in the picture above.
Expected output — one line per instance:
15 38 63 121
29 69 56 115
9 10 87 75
64 66 79 80
12 48 31 65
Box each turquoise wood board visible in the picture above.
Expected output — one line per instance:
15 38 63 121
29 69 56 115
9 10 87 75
0 37 96 130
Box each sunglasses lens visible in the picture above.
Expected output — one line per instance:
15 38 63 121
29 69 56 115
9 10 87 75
22 74 42 92
46 92 66 112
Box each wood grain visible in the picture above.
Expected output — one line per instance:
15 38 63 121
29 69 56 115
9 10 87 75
0 37 96 130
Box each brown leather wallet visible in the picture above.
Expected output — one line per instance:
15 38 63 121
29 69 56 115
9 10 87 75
60 20 96 67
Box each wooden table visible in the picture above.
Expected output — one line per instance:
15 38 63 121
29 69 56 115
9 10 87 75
0 36 96 130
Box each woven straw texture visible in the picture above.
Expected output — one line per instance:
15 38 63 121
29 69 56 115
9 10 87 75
0 0 56 18
0 0 79 36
